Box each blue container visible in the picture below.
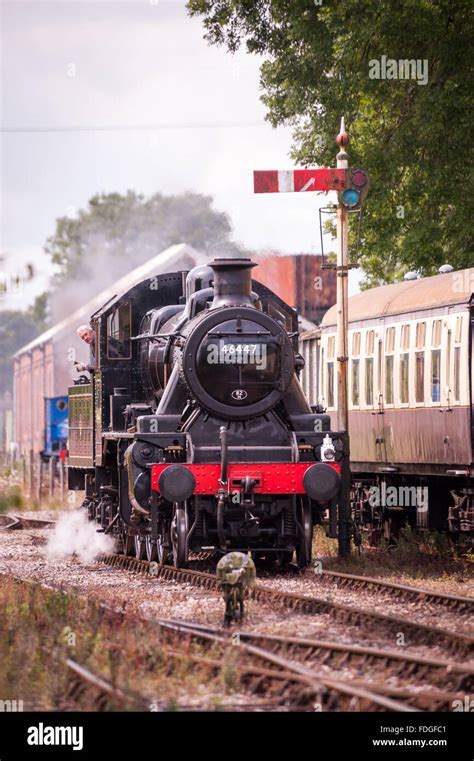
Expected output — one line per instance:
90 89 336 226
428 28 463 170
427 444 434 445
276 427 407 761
44 396 69 457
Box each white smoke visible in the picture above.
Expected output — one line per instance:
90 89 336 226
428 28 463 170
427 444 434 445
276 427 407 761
45 510 114 563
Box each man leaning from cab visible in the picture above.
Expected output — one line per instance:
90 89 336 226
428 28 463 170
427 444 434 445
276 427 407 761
76 324 96 372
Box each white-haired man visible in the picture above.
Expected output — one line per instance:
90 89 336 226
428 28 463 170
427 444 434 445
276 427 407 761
76 324 96 372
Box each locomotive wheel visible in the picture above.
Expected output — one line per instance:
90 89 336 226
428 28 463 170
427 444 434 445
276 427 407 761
113 532 124 555
145 534 158 562
157 533 170 565
296 498 313 568
276 550 294 568
134 534 147 560
156 519 172 565
171 503 188 568
122 531 136 557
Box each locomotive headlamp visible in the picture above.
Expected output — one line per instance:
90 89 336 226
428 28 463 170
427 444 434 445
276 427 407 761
158 465 196 503
303 463 340 503
321 434 336 462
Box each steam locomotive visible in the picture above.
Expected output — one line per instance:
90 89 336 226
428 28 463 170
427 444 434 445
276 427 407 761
68 258 350 567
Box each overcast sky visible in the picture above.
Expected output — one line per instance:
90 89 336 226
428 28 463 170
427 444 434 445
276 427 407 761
1 0 361 310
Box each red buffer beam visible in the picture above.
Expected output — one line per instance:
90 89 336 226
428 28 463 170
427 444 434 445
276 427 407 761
151 462 341 496
254 168 346 194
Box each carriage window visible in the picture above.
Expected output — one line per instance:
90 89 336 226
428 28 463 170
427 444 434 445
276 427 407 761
401 325 410 351
416 322 426 349
365 358 373 405
364 330 375 405
385 355 394 404
320 347 324 401
309 341 316 405
107 303 132 359
431 349 441 402
455 316 462 343
366 330 374 355
415 352 424 402
430 320 441 402
384 327 395 405
327 361 334 407
446 330 452 389
415 323 425 402
400 353 409 404
351 331 360 406
432 320 441 347
453 317 462 402
324 338 335 408
351 359 360 406
454 347 461 401
385 327 395 353
327 335 335 359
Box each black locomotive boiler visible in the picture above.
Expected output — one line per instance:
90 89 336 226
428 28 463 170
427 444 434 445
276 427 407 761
68 258 350 567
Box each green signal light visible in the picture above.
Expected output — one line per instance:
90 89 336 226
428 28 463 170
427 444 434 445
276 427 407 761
341 188 360 208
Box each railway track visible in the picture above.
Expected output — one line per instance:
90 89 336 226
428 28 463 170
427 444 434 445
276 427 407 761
316 569 474 614
4 572 472 711
59 652 300 711
62 656 150 711
1 573 419 712
96 553 474 659
162 619 474 694
77 602 472 711
0 514 56 531
62 641 421 712
5 514 472 613
156 619 471 712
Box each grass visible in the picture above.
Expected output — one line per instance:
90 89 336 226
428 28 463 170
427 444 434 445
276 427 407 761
0 576 251 711
312 524 473 588
0 462 73 513
0 484 24 514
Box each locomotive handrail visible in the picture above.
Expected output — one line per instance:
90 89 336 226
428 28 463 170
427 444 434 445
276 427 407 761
219 426 228 486
207 329 273 337
131 332 184 341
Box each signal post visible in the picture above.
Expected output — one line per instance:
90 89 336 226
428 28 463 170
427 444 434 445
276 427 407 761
253 118 370 554
335 120 350 435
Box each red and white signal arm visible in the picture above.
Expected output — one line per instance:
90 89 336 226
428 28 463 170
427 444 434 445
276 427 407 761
253 168 346 194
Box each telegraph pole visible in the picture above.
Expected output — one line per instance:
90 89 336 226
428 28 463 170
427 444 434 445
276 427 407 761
335 118 350 435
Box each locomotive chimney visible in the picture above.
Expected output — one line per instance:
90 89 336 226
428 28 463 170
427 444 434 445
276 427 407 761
209 258 257 309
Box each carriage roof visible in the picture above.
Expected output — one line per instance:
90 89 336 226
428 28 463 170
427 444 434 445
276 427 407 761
321 267 474 328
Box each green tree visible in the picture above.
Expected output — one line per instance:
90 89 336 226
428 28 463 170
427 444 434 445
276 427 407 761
46 190 244 285
188 0 473 286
